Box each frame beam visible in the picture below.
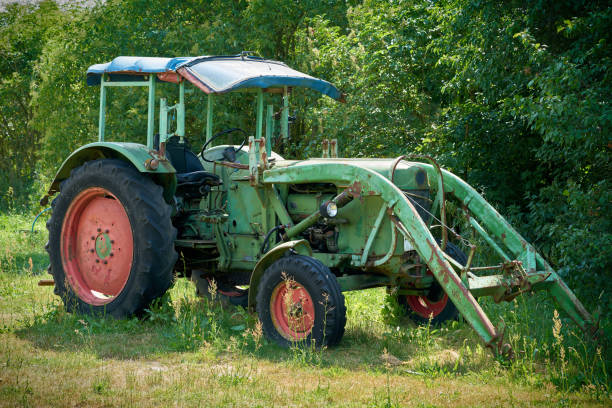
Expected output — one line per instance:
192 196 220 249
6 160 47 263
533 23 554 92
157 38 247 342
147 75 156 149
98 75 106 141
206 94 214 143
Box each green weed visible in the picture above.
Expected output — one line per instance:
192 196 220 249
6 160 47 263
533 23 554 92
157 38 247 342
0 211 610 406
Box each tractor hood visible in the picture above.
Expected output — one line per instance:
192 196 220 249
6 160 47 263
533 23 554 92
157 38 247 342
273 158 430 191
202 146 430 191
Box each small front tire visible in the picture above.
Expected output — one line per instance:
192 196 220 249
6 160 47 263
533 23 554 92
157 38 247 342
256 255 346 348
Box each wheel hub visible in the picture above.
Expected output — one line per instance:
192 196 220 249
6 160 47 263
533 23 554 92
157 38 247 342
270 282 315 341
288 302 304 318
95 232 112 259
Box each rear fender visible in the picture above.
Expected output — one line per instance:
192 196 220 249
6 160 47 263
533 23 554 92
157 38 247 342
41 142 176 205
247 240 312 309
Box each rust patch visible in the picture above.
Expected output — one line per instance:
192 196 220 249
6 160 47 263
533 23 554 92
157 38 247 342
144 158 158 170
177 67 214 93
38 279 54 286
347 181 363 198
157 71 181 83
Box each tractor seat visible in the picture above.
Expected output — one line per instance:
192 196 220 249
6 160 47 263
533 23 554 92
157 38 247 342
165 136 205 174
175 171 221 186
165 136 221 198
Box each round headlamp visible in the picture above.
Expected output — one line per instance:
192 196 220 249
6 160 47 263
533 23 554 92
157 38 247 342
320 201 338 218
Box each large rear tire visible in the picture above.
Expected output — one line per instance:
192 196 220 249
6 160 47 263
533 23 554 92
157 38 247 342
46 159 177 317
256 255 346 348
398 241 467 325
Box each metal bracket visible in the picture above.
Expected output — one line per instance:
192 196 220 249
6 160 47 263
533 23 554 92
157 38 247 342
330 139 338 158
358 204 387 266
322 139 330 158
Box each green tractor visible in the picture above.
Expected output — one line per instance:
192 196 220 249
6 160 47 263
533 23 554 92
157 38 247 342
41 53 597 356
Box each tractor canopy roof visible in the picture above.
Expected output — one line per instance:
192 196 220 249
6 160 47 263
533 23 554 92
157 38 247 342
86 54 343 100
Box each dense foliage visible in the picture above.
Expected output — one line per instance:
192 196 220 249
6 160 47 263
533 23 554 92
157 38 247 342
0 0 610 310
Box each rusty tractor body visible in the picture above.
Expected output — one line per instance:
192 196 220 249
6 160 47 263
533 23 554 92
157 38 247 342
42 54 597 356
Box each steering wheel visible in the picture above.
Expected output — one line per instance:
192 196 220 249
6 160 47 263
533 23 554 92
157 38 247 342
200 128 248 161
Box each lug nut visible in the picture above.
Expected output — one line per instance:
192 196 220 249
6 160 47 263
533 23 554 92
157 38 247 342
103 260 108 265
111 240 114 244
90 249 94 253
110 253 114 257
97 228 101 232
91 236 95 240
105 229 109 233
95 259 100 263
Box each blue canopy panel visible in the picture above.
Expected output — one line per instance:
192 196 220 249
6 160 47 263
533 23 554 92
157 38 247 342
178 57 342 100
86 56 192 85
86 55 343 101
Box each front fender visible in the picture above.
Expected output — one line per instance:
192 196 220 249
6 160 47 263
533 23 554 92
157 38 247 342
247 239 312 309
41 142 176 205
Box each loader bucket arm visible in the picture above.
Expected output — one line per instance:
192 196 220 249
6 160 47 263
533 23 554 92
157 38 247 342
419 164 597 336
264 162 597 356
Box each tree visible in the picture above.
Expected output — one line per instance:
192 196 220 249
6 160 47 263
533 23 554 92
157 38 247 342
0 1 65 210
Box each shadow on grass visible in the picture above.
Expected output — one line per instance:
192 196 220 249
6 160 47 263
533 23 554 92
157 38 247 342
15 288 485 378
14 283 612 397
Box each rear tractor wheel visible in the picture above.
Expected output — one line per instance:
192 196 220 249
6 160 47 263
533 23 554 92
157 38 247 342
256 255 346 348
46 159 177 317
398 241 467 325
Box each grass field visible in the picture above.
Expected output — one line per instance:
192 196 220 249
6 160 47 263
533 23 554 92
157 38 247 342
1 213 610 407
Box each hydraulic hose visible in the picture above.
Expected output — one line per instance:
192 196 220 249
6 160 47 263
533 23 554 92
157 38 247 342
32 207 51 233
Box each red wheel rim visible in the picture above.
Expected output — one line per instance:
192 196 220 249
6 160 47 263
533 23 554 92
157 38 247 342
405 293 448 319
60 187 134 306
270 281 315 340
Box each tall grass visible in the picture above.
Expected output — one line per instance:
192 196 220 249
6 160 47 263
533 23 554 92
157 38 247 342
0 211 610 406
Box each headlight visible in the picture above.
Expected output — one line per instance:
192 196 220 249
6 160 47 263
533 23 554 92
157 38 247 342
320 201 338 218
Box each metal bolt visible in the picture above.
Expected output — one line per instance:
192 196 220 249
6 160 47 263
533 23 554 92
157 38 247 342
91 236 95 240
103 260 108 265
105 229 109 233
97 228 101 232
90 249 94 253
111 240 115 244
95 259 100 263
110 253 114 257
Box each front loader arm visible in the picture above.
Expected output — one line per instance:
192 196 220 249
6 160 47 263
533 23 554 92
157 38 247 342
420 165 597 336
264 163 503 355
264 161 598 356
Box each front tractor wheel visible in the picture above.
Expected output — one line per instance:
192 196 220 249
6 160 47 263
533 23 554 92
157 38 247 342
399 241 467 325
256 255 346 348
46 159 177 317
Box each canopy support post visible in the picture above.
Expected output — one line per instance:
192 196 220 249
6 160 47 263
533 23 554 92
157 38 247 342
206 94 214 143
265 104 273 156
281 86 289 140
256 88 264 141
98 74 106 142
146 75 156 149
177 80 185 141
159 98 167 145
